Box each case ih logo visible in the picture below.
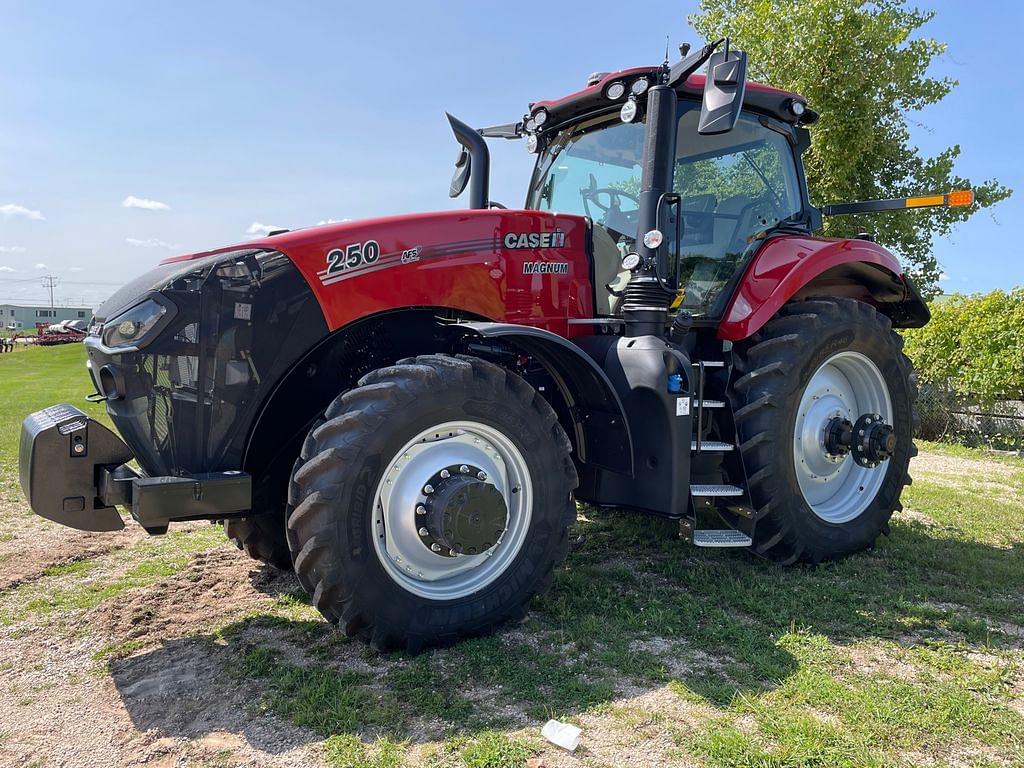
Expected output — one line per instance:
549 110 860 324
502 230 565 249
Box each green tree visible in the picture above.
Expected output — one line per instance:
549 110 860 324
689 0 1010 297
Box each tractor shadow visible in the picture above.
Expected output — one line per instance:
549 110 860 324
108 510 1024 749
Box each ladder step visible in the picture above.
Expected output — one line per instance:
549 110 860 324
692 360 725 368
691 483 744 497
698 399 725 408
693 529 753 547
691 440 734 451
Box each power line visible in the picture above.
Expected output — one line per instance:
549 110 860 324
40 275 60 308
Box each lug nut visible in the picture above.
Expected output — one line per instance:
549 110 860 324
460 464 469 473
416 504 426 515
418 526 430 536
477 471 487 481
430 543 441 552
423 484 434 494
440 469 450 479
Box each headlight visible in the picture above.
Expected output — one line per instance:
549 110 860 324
101 299 168 350
533 108 548 126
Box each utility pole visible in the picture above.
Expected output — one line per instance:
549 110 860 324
40 275 60 309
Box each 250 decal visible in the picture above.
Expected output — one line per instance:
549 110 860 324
326 240 380 274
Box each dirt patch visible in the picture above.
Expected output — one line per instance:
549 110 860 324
87 547 294 648
0 512 148 591
910 452 1022 501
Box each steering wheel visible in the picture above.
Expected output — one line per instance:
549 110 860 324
580 172 640 219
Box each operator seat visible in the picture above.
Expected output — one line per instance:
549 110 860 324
592 225 630 315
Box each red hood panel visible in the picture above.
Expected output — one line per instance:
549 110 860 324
163 210 595 336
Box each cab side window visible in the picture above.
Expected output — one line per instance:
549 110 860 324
671 109 802 315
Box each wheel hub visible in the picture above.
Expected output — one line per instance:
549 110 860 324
421 465 508 555
793 351 894 524
372 421 533 600
824 413 895 467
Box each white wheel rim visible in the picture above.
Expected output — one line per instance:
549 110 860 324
793 351 892 524
371 420 533 600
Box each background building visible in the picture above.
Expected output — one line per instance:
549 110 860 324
1 303 93 330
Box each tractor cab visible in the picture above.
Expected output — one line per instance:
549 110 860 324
465 41 820 333
526 95 810 317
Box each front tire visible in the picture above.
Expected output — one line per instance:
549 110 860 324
286 354 578 651
731 298 917 564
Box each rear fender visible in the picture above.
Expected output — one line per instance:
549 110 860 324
456 322 633 475
718 235 930 341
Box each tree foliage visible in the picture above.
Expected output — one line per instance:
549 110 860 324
903 289 1024 406
689 0 1011 297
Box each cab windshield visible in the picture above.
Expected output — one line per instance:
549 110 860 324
528 104 803 317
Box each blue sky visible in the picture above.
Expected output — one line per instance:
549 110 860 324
0 1 1018 307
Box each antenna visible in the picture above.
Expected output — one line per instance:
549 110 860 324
664 36 670 65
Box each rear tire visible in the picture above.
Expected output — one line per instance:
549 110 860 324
286 354 578 651
224 515 291 569
730 298 917 564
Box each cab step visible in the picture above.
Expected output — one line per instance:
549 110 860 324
691 483 744 497
692 529 753 547
698 399 725 408
691 440 734 451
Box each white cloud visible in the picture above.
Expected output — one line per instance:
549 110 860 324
939 272 950 282
1 203 45 220
125 237 178 249
246 221 283 236
69 266 84 272
34 263 50 270
0 266 16 273
0 245 27 253
122 195 171 211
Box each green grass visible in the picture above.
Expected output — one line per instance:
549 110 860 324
0 344 106 487
2 339 1023 766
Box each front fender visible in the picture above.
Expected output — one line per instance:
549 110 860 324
457 322 633 475
718 235 929 341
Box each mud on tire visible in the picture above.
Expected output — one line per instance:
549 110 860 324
285 354 578 651
731 298 918 564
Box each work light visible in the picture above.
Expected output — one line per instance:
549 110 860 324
606 81 626 100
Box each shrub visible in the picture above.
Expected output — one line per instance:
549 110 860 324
903 289 1024 407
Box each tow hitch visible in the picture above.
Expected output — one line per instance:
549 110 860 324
19 404 252 534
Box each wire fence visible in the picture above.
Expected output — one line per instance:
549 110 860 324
917 384 1024 452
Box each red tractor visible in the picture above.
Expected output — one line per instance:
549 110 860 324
20 40 970 650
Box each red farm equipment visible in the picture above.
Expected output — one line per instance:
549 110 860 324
20 39 972 650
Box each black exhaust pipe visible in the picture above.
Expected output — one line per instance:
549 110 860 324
446 113 490 210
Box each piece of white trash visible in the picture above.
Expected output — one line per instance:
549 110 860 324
541 719 581 752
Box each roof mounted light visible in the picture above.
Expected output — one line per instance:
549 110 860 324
606 81 626 100
533 108 549 127
620 97 638 123
630 77 650 96
788 99 806 117
526 134 539 153
525 117 536 132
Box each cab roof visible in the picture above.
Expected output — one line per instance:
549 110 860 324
530 66 813 131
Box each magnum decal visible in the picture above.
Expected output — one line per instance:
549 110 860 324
522 262 569 275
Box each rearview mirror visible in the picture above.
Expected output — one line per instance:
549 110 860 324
698 48 747 135
449 146 470 199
